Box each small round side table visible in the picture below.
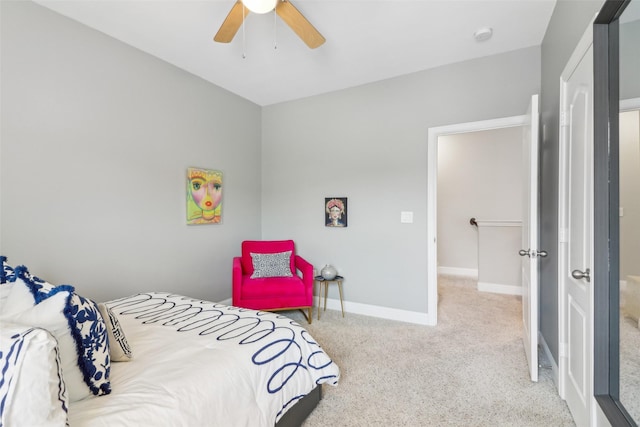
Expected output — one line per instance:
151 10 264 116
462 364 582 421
314 275 345 320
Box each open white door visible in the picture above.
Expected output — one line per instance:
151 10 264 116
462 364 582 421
558 27 594 427
520 94 540 382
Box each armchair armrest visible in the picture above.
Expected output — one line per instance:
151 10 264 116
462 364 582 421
294 255 314 302
232 257 243 306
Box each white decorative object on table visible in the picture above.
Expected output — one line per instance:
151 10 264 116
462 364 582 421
321 265 337 280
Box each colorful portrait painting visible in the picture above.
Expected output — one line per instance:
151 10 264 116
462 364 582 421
187 167 222 225
325 197 347 227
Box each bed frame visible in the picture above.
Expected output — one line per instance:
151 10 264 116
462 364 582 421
275 385 322 427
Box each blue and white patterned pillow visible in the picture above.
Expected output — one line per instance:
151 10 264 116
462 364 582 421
250 251 293 278
1 256 15 284
8 266 111 401
14 265 74 303
1 256 16 308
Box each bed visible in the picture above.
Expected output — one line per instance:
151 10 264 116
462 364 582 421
0 257 340 427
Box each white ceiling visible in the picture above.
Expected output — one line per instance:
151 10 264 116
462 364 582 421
34 0 557 106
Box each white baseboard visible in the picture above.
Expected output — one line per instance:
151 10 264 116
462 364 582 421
538 332 559 390
219 297 434 326
438 266 478 278
477 281 522 296
319 297 434 326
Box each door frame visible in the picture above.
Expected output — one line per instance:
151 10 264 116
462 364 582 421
426 115 527 325
592 1 637 425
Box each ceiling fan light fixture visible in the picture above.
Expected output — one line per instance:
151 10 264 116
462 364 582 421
214 0 325 49
242 0 278 14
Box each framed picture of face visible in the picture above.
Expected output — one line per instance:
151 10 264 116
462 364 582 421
187 167 223 225
325 197 347 227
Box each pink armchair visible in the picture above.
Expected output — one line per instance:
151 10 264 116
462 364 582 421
232 240 314 323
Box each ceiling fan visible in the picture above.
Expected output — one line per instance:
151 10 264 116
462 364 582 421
214 0 325 49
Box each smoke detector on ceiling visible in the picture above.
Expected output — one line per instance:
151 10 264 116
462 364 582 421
474 27 493 42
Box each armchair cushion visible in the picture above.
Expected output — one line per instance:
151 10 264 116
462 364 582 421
249 251 293 279
240 276 306 299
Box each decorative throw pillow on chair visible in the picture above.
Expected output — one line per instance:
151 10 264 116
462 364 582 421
249 251 293 278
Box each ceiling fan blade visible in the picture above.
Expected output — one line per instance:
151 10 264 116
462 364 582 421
214 1 249 43
275 0 325 49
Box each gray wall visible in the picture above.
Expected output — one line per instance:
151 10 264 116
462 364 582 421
261 47 540 313
0 1 262 303
539 0 605 362
438 127 523 274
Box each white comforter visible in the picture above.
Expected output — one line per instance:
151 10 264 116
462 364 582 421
68 292 340 427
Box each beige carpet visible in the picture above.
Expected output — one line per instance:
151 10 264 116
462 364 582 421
286 275 575 427
620 313 640 421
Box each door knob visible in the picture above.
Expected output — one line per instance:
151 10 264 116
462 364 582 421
519 249 547 258
571 268 591 282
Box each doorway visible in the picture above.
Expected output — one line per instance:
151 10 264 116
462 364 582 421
426 115 528 325
617 100 640 422
437 127 524 289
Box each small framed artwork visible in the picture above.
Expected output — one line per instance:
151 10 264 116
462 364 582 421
186 167 223 225
325 197 347 227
